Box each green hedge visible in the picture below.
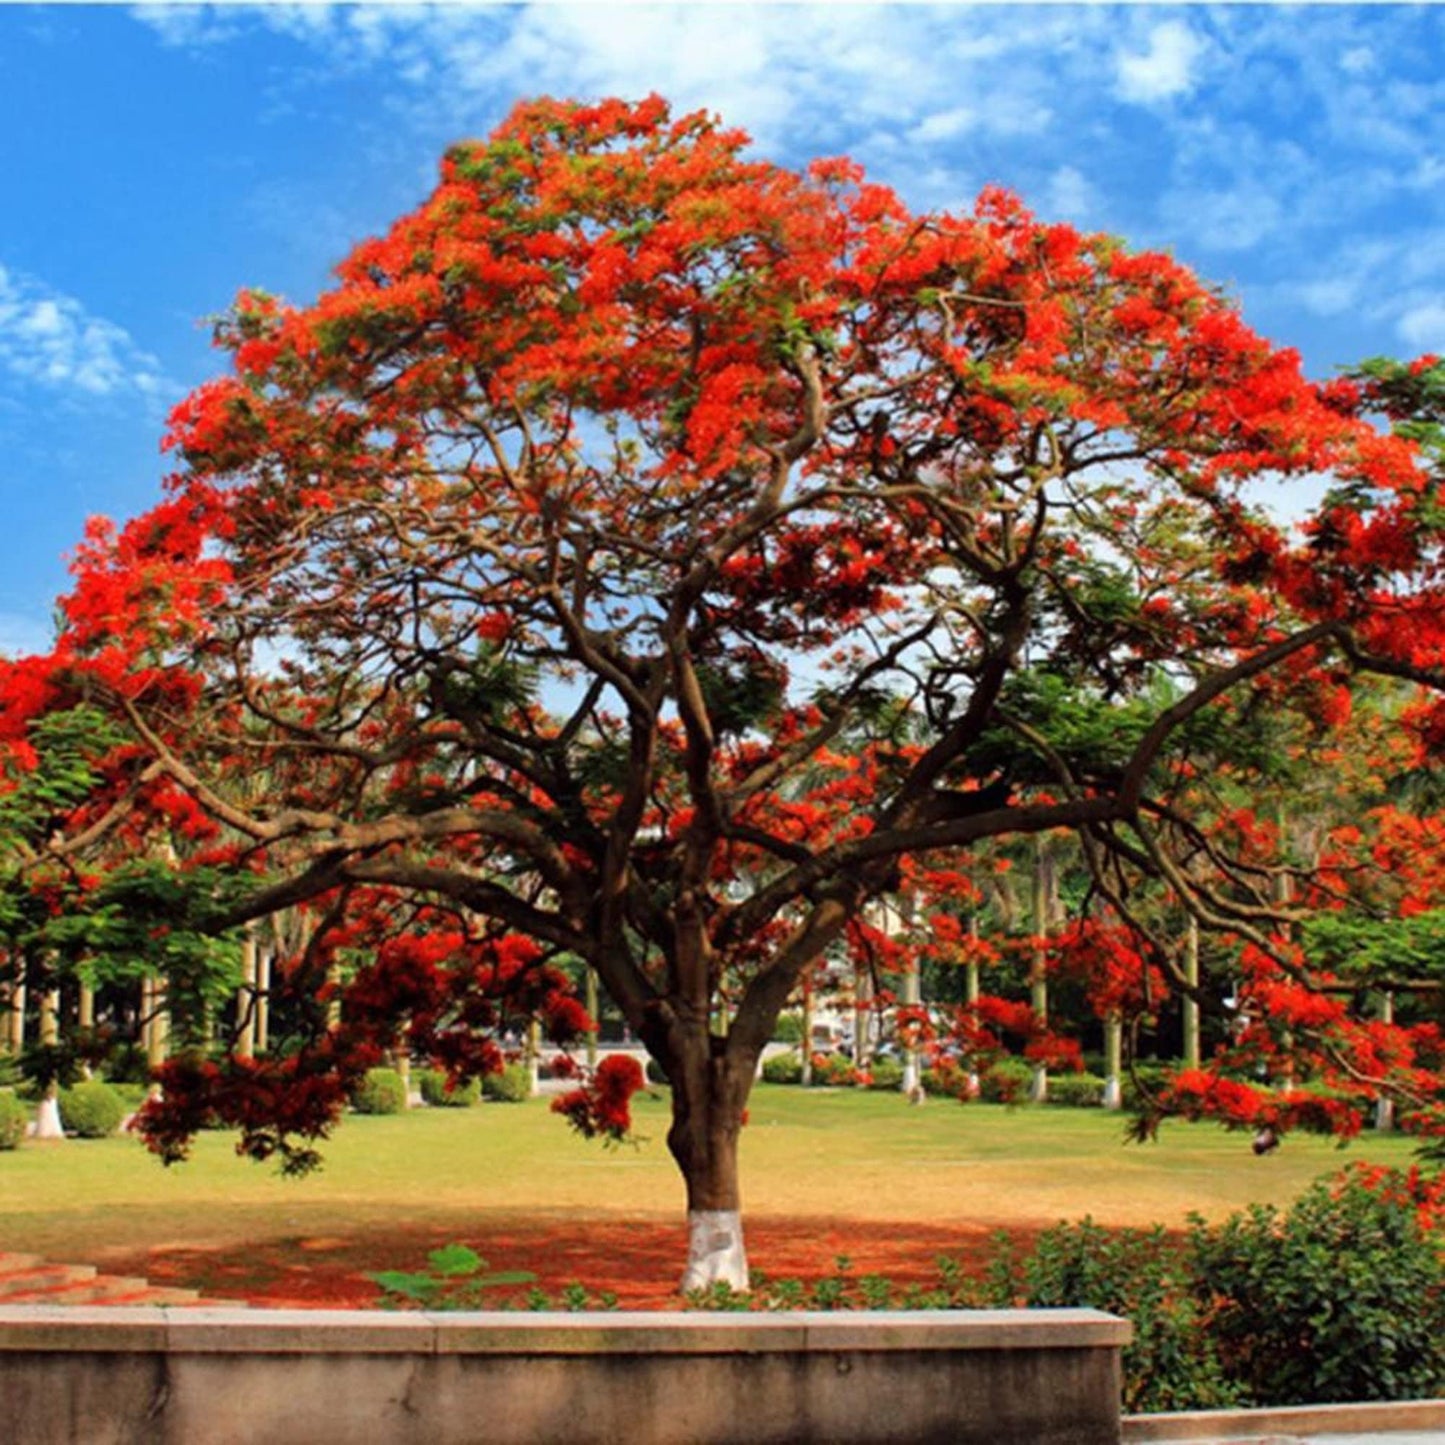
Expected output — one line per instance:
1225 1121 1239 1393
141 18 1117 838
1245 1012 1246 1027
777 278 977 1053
482 1062 531 1103
996 1168 1445 1411
0 1090 26 1149
1044 1073 1105 1108
58 1080 126 1138
762 1051 803 1085
352 1067 407 1115
418 1069 481 1108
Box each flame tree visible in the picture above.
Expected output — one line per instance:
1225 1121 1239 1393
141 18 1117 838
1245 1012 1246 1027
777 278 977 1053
3 97 1443 1289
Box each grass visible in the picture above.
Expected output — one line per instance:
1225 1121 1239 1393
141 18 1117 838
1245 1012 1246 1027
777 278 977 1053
0 1083 1420 1266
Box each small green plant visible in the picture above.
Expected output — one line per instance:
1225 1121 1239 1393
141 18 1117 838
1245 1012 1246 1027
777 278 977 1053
864 1057 904 1092
0 1089 27 1149
371 1244 536 1309
58 1079 126 1138
482 1062 531 1103
418 1069 481 1108
352 1067 407 1115
1045 1073 1105 1108
979 1057 1034 1104
761 1050 802 1085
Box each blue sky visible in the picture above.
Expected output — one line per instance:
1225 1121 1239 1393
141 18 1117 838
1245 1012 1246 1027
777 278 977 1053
0 3 1442 656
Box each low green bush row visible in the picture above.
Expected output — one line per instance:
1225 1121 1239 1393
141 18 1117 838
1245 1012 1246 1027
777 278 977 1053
682 1167 1445 1414
0 1089 26 1149
417 1069 481 1108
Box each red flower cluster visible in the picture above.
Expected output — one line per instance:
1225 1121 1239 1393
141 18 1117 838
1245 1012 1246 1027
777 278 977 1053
550 1053 646 1143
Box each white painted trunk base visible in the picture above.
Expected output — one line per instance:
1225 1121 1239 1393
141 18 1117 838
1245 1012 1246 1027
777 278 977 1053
32 1094 64 1140
679 1210 748 1294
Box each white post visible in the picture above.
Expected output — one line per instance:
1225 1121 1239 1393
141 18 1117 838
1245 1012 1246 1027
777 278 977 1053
34 987 64 1139
1376 992 1395 1133
1029 844 1051 1104
1103 1013 1123 1110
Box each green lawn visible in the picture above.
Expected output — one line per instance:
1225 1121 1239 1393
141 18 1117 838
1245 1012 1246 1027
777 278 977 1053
0 1083 1419 1263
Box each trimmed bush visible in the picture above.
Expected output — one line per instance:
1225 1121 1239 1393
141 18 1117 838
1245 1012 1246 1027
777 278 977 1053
418 1069 481 1108
921 1060 972 1097
58 1080 126 1138
1045 1072 1105 1108
761 1051 803 1085
0 1089 27 1149
482 1061 532 1103
979 1057 1034 1104
809 1051 855 1086
352 1067 407 1115
865 1057 905 1091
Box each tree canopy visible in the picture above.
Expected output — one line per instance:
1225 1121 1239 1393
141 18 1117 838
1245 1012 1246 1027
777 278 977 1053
3 95 1444 1286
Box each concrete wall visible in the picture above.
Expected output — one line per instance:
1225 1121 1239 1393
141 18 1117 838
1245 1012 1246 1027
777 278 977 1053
0 1305 1130 1445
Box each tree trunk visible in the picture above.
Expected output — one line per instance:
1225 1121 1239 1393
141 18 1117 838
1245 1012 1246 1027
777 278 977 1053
665 1031 755 1294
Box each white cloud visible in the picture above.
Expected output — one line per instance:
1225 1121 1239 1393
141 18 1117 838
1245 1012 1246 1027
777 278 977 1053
1160 185 1282 254
1044 165 1095 222
0 610 54 659
0 262 170 401
1115 20 1206 104
1398 301 1445 353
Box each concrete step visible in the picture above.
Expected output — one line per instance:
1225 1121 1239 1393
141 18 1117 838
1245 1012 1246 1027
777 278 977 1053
0 1263 98 1297
0 1253 246 1308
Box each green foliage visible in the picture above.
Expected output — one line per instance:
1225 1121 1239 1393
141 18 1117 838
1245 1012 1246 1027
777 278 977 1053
1045 1073 1105 1108
1188 1172 1445 1405
370 1244 536 1309
0 1089 27 1149
352 1067 407 1115
761 1050 803 1085
993 1218 1241 1413
58 1079 126 1139
771 1013 805 1045
864 1057 905 1091
0 707 126 850
1300 910 1445 986
809 1051 855 1086
645 1057 670 1085
482 1062 531 1103
979 1057 1034 1104
417 1069 480 1108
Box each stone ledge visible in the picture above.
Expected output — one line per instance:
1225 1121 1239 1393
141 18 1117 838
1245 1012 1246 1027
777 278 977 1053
1123 1396 1445 1441
0 1304 1129 1356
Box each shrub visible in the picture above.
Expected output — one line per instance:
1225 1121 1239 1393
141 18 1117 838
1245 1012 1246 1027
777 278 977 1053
1120 1063 1173 1109
58 1080 126 1138
809 1051 855 1086
762 1051 803 1085
1188 1168 1445 1405
979 1057 1034 1104
921 1060 972 1097
418 1069 481 1108
1045 1073 1105 1108
482 1062 532 1103
352 1067 407 1115
645 1057 670 1085
0 1090 26 1149
991 1217 1241 1414
865 1057 905 1091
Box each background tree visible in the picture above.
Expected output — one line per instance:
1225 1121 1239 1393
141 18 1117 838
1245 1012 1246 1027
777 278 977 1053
2 97 1442 1289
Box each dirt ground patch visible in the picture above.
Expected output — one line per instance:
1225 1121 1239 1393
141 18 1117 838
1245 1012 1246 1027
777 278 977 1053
101 1213 1048 1310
